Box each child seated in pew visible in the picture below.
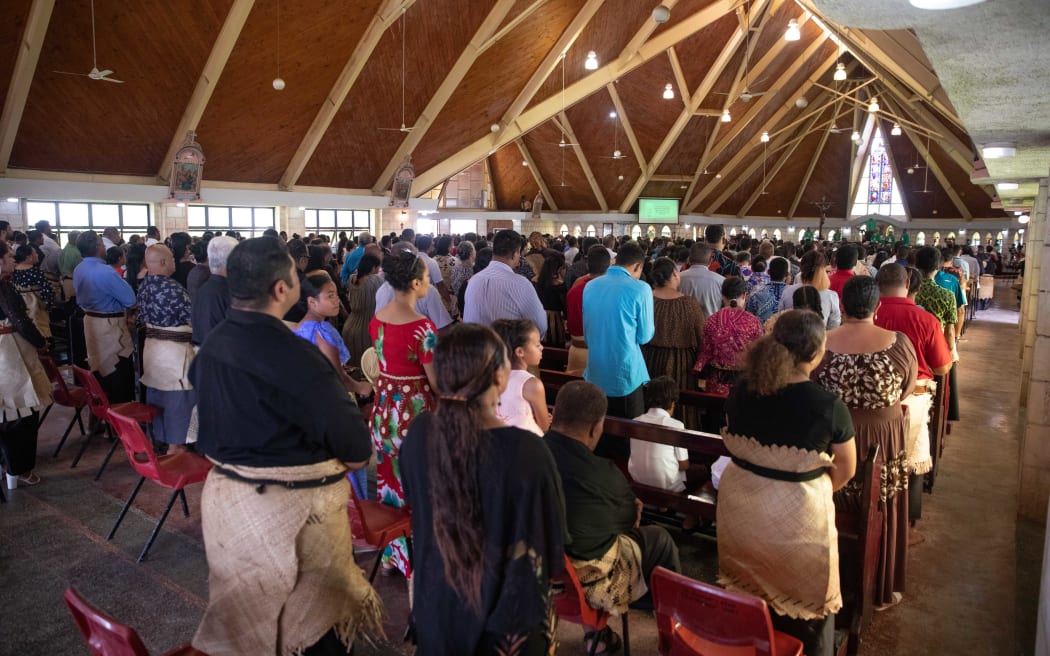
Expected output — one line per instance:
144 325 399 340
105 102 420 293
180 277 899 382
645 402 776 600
492 319 551 437
630 377 708 527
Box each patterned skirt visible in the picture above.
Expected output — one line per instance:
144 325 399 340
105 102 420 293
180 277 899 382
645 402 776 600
371 372 435 577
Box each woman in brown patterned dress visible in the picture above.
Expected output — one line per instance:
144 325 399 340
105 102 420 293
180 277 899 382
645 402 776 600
643 258 705 428
813 276 917 611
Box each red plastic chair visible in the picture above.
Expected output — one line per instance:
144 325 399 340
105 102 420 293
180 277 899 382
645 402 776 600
552 554 631 656
38 355 89 458
64 586 206 655
104 408 212 562
72 366 160 480
650 567 803 656
347 486 412 583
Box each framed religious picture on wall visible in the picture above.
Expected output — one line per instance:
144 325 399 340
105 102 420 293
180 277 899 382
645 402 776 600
167 131 205 202
390 156 415 208
602 222 614 237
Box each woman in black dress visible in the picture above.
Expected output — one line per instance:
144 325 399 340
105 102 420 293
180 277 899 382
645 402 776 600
401 323 566 655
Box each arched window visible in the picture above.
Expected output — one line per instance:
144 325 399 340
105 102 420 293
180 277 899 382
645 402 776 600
729 227 738 236
573 225 582 238
947 231 956 241
932 231 941 246
586 224 596 237
997 231 1006 246
970 232 981 247
748 228 757 238
631 225 642 240
559 224 569 237
661 226 672 238
829 230 839 241
773 228 782 241
916 231 926 246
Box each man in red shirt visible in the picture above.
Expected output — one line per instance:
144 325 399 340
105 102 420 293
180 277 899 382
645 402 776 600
875 263 952 534
828 244 857 299
565 245 610 374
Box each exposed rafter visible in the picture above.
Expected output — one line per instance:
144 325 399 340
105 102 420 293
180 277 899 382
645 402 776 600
479 0 547 53
496 0 605 132
0 0 56 173
158 0 255 180
370 0 518 194
554 112 607 211
411 0 738 193
687 41 837 213
620 0 682 58
516 138 558 211
789 97 844 218
847 110 876 210
277 0 412 190
606 83 646 172
704 89 834 214
886 94 972 219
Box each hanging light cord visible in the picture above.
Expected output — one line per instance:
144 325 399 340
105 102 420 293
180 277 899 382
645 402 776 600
276 0 281 78
401 8 407 127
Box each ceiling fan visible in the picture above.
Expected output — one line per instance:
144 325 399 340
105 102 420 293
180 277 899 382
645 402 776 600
52 0 124 84
547 56 579 147
600 116 627 159
716 2 777 103
379 8 416 133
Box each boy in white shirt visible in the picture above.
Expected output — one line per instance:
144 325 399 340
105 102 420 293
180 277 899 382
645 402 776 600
629 376 690 492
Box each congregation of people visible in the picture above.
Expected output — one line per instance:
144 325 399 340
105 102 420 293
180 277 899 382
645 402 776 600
0 216 1002 655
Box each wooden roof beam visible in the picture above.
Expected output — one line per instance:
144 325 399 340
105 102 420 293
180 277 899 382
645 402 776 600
411 0 737 193
687 42 837 212
738 100 833 216
0 0 56 173
516 138 558 211
789 97 844 218
158 0 256 180
847 110 877 210
554 112 607 210
704 88 834 214
606 83 646 172
479 0 547 54
496 0 605 133
621 0 682 58
370 0 518 194
885 94 972 219
277 0 413 190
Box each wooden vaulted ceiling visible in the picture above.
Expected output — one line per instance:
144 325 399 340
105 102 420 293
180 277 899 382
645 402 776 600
0 0 1006 221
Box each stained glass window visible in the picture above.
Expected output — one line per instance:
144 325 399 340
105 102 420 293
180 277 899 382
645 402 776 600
850 128 906 218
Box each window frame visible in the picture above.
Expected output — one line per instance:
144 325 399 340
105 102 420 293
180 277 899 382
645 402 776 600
25 200 152 243
302 208 372 238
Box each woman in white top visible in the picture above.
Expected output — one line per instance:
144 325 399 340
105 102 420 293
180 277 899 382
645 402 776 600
778 250 841 329
491 319 550 436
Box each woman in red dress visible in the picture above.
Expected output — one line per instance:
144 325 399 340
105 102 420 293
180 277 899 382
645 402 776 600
369 250 439 577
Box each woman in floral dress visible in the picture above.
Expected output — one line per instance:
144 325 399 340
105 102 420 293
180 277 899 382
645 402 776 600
694 276 764 395
369 250 439 577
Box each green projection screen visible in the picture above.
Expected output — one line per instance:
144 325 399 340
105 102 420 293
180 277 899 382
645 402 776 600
638 198 679 223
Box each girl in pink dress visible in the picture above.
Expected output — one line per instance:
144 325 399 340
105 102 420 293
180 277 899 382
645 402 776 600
491 319 550 436
369 251 439 577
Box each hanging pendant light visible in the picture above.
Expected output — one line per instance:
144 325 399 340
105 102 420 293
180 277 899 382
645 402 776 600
760 131 770 143
785 19 801 41
585 51 598 70
891 123 902 136
851 130 861 142
834 62 847 81
867 97 880 113
272 0 284 90
721 108 731 122
663 83 674 99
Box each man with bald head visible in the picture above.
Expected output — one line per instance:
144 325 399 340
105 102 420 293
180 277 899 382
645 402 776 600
137 244 196 452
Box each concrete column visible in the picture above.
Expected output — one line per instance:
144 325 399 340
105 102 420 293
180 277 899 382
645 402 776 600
159 203 188 236
1019 173 1050 521
0 198 24 229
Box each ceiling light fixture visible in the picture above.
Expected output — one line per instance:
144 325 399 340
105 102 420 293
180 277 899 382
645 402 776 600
908 0 987 10
891 123 902 136
585 51 598 70
785 18 801 41
997 182 1019 191
760 131 770 143
851 130 861 142
867 97 880 113
5 197 16 203
1019 214 1031 224
1014 211 1023 216
833 63 847 81
272 0 284 90
522 160 528 167
663 83 674 99
176 202 186 208
652 5 671 23
721 109 731 122
609 111 617 118
982 144 1017 159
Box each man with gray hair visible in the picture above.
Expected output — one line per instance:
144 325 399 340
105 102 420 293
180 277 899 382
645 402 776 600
192 236 237 346
374 240 452 328
340 232 372 285
678 243 725 318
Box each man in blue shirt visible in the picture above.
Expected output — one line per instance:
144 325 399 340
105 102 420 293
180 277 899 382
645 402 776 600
73 230 137 404
339 232 372 286
583 241 654 459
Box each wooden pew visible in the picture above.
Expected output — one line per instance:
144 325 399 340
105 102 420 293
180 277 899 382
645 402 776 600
925 373 949 493
834 445 883 656
539 346 569 372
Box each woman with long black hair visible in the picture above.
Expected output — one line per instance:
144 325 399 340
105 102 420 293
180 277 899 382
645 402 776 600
401 323 567 655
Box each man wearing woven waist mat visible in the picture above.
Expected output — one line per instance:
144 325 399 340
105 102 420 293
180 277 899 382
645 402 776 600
137 245 196 453
190 236 380 656
72 230 136 405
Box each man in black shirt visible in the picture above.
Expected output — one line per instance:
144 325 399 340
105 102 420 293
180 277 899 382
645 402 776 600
545 380 680 650
190 236 235 347
190 237 378 655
